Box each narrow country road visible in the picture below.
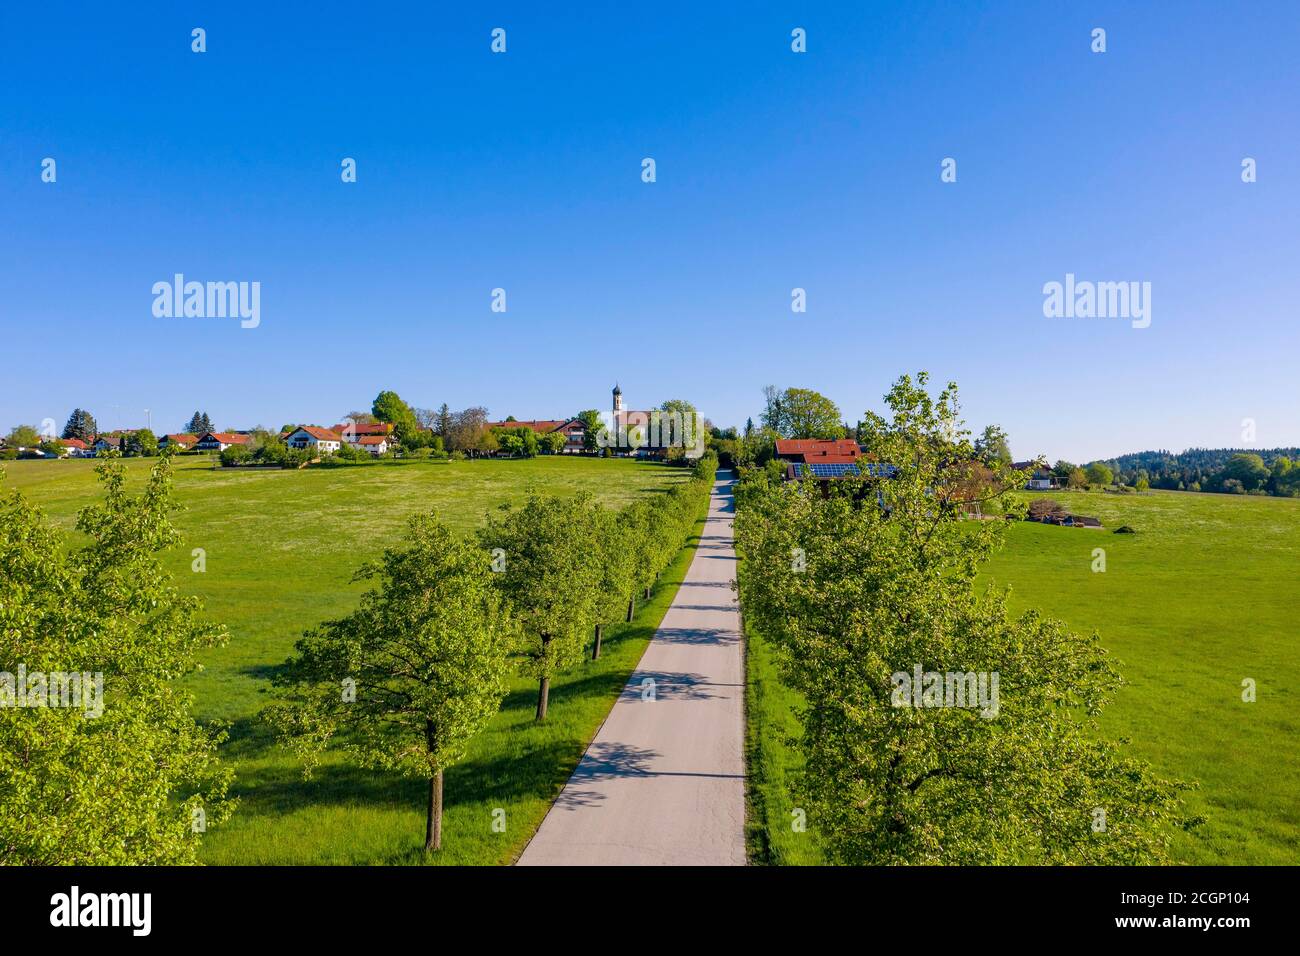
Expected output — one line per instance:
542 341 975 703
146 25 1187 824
517 471 746 866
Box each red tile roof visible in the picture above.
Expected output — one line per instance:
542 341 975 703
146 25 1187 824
62 438 88 449
774 439 861 461
486 420 568 433
164 433 198 444
203 432 251 445
290 426 342 442
331 422 393 436
356 436 388 445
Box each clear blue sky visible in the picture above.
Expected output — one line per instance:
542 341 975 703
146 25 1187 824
2 1 1297 462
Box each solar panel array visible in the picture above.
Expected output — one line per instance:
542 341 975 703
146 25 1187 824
804 462 860 478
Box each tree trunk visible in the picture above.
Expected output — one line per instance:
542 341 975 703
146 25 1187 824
424 769 443 852
626 595 635 622
536 676 550 721
592 623 603 660
643 586 651 601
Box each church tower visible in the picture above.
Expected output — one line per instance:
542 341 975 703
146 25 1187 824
612 383 624 415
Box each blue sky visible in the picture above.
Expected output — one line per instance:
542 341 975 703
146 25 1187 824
2 1 1297 462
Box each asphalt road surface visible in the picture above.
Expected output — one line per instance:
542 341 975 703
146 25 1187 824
517 471 746 866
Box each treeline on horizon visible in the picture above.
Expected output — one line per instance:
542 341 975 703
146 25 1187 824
1091 447 1300 498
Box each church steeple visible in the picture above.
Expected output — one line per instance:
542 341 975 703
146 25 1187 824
612 383 624 413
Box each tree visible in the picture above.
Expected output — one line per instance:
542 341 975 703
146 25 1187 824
1134 476 1150 492
343 410 377 425
0 454 234 863
479 496 600 720
590 505 635 659
445 407 489 454
735 372 1195 864
1051 460 1077 479
184 412 214 435
781 388 844 439
760 386 843 439
267 515 512 852
125 428 158 457
1085 462 1114 486
1067 467 1088 489
436 404 453 440
371 390 420 446
39 439 67 458
575 409 604 453
6 425 41 448
974 425 1013 465
1220 453 1269 492
539 431 567 454
62 409 98 443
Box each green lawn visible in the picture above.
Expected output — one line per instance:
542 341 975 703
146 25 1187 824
745 488 1300 865
2 455 699 864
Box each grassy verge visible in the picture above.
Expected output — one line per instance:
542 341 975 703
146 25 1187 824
744 619 824 864
201 511 708 865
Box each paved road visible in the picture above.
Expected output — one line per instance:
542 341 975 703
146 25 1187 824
517 471 746 866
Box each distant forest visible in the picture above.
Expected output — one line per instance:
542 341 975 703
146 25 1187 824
1096 447 1300 497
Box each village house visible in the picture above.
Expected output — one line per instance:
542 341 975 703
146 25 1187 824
331 422 394 439
159 433 198 451
61 438 91 457
1014 461 1061 490
486 419 587 453
194 431 252 452
283 426 342 454
92 431 137 455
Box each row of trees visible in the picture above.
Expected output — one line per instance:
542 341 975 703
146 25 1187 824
1 448 718 860
268 452 717 849
733 374 1195 864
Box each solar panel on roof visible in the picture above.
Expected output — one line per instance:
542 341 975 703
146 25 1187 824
805 462 860 478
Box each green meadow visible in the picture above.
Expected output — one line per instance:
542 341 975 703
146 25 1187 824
2 455 696 864
746 488 1300 865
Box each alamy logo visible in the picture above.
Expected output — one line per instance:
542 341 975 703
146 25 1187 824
50 886 151 936
152 274 261 328
1042 273 1150 329
0 665 103 718
891 664 999 718
594 410 706 459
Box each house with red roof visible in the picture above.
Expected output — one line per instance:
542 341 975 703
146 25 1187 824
195 431 253 452
283 426 342 454
160 433 198 451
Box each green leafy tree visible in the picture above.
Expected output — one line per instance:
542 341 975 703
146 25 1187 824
126 428 158 457
371 390 420 446
62 408 98 443
540 430 567 454
39 439 67 458
974 424 1013 465
1134 476 1150 492
781 387 843 439
479 496 600 720
0 454 234 863
590 505 635 659
1085 462 1114 486
735 372 1195 864
1067 467 1088 489
1220 453 1269 491
267 515 512 852
575 409 605 453
6 425 41 448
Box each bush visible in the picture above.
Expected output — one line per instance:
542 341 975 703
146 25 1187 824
219 445 252 467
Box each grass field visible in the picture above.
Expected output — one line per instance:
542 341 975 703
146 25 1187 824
2 455 698 864
745 488 1300 865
